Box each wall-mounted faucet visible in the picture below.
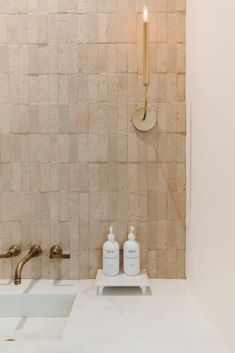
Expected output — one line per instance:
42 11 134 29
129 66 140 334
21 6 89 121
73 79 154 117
49 245 70 259
14 245 42 285
0 245 21 259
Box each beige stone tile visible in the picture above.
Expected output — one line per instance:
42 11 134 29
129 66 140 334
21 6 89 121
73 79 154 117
177 43 185 73
150 13 167 43
30 162 40 191
40 164 50 192
148 192 168 220
136 221 147 250
147 163 157 192
177 73 185 101
177 162 185 191
10 134 21 162
0 135 10 162
167 248 177 278
78 103 89 132
37 15 48 44
128 163 138 192
49 134 59 162
167 13 177 43
176 102 186 132
50 163 59 191
11 162 20 192
0 163 11 191
69 134 78 162
89 249 102 278
8 45 18 75
157 164 169 191
58 0 77 13
0 16 8 44
58 75 68 104
0 45 8 74
59 192 70 221
0 104 9 133
108 191 118 220
177 249 185 278
49 192 59 221
80 193 89 221
78 0 97 13
117 163 128 191
117 192 129 222
128 132 138 162
89 192 108 221
69 192 79 222
88 133 108 162
108 162 118 191
70 163 89 191
59 134 69 162
128 192 138 220
177 133 185 161
157 133 167 161
98 0 116 13
176 220 185 250
168 191 186 221
88 221 107 250
69 222 79 251
89 103 108 133
88 75 98 103
79 250 89 278
118 74 128 103
167 73 177 101
137 192 148 220
147 250 157 278
79 222 89 250
59 164 69 191
138 163 148 192
78 133 88 162
89 163 107 192
0 74 9 103
166 133 177 161
155 74 167 102
117 44 128 73
156 43 167 73
68 74 79 104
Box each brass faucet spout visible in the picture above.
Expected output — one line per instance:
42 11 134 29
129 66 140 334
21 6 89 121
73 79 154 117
14 245 42 285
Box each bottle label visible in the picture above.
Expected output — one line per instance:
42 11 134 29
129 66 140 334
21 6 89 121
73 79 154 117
125 248 139 258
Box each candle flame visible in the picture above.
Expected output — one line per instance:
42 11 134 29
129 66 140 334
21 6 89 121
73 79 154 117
143 6 148 22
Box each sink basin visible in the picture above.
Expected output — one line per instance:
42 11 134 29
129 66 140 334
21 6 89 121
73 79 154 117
0 294 76 341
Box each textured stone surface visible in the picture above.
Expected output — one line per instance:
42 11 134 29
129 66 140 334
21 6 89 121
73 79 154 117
0 0 186 279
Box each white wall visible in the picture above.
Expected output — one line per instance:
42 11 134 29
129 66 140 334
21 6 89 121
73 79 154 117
187 0 235 350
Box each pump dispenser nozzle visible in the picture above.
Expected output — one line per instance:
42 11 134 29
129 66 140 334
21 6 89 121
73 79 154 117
108 226 115 242
128 226 135 241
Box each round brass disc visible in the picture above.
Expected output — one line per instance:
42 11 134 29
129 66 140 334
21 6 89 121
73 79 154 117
132 108 156 132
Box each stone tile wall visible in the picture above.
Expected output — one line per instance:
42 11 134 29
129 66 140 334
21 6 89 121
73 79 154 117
0 0 185 279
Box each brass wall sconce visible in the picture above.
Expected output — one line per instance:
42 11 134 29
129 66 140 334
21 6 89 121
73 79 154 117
132 6 157 132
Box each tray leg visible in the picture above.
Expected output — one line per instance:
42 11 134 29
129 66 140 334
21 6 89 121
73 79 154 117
140 286 147 295
97 286 104 295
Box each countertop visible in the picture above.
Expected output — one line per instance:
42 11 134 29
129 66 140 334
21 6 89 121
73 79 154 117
0 279 231 353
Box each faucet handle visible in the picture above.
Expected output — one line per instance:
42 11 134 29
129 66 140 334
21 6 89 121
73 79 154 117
49 245 70 259
29 245 42 256
0 245 21 258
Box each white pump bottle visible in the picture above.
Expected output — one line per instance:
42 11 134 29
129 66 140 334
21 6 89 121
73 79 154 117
103 226 119 276
124 226 140 276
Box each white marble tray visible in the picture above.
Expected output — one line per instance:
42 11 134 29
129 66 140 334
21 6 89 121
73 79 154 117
95 269 150 295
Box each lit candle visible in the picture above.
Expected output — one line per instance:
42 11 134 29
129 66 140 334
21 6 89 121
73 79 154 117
143 6 150 86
